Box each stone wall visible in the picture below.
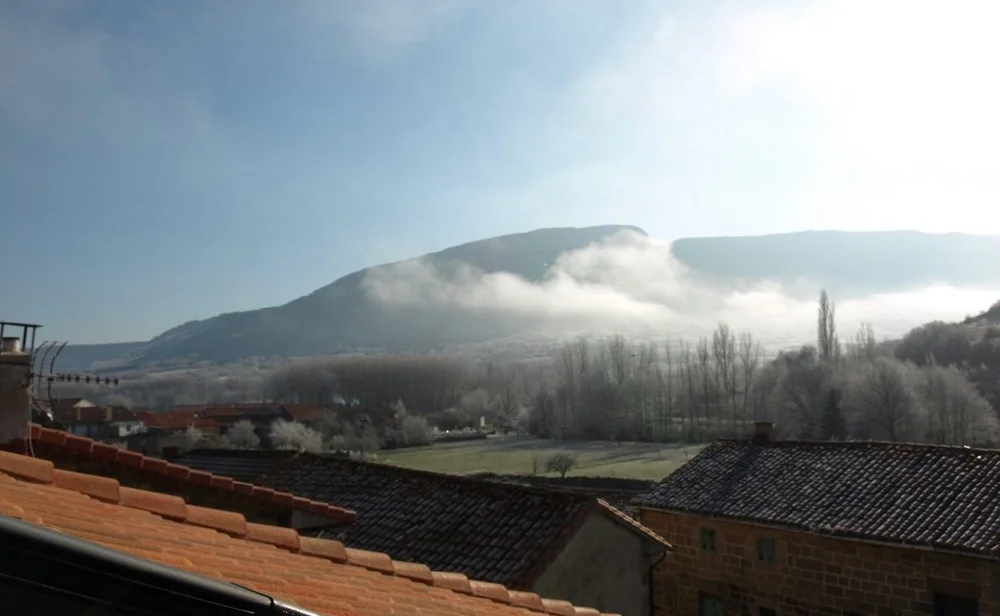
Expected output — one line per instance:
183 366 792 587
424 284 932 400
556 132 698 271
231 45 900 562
0 352 30 445
640 509 1000 616
532 512 656 616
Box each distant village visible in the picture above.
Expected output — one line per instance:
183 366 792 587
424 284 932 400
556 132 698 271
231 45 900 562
43 396 491 458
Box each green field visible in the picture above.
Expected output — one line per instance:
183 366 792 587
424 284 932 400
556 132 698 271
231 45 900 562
379 436 705 480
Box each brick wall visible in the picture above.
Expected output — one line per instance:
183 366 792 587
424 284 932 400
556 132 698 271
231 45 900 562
640 509 1000 616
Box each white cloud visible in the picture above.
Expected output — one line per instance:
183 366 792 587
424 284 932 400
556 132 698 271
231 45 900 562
361 230 999 348
555 0 1000 236
717 0 1000 219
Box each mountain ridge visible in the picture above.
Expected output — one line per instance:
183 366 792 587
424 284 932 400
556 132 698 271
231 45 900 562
52 226 1000 371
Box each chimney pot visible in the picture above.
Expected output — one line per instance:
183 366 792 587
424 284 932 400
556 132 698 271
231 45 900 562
753 421 774 443
0 342 30 444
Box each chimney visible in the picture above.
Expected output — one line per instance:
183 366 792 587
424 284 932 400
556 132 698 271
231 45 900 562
105 406 113 422
752 421 774 444
0 340 31 444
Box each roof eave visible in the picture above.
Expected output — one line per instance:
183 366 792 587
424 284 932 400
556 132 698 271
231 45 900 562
634 504 999 562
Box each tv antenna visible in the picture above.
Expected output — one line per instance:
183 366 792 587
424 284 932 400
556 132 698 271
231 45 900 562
29 340 121 426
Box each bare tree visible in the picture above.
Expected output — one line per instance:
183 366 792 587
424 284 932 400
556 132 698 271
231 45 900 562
737 331 763 422
840 357 919 441
712 324 738 431
848 322 878 360
269 419 323 453
917 364 998 446
223 419 260 449
545 453 577 479
771 347 831 438
494 364 523 430
401 415 433 446
181 425 205 451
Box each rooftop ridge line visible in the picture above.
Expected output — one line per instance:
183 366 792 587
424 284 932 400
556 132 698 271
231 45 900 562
264 451 606 503
715 437 1000 454
0 448 621 616
8 424 355 524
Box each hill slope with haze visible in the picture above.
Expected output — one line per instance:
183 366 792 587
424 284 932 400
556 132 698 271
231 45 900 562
56 227 1000 370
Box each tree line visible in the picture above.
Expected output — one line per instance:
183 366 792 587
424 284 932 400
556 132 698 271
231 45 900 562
57 293 1000 448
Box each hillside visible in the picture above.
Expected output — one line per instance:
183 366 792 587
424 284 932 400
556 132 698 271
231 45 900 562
894 299 1000 409
75 225 645 369
672 230 1000 298
57 227 1000 370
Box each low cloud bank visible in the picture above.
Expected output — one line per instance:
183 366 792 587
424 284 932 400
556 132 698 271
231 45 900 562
360 230 999 348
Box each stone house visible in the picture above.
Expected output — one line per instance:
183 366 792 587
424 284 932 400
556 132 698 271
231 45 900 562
181 449 671 616
632 422 1000 616
58 405 145 440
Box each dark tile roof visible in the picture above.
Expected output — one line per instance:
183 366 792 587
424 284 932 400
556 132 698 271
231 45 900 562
0 449 621 616
261 454 669 588
471 474 651 520
632 439 1000 558
174 448 300 482
0 424 353 525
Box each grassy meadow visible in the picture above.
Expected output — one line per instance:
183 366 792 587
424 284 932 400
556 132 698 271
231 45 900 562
379 435 705 481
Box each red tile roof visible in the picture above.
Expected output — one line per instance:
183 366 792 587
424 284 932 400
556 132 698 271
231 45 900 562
282 403 328 423
201 405 272 418
0 424 353 525
134 410 200 430
171 404 209 413
0 449 620 616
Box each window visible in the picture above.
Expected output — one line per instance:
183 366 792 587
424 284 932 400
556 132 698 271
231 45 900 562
699 593 723 616
756 536 776 563
700 527 717 551
934 593 978 616
759 608 776 616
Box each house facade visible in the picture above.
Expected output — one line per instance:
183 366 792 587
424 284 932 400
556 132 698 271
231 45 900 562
633 423 1000 616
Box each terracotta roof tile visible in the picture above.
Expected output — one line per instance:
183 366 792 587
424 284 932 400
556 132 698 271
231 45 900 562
0 424 353 525
633 438 1000 558
260 454 668 588
52 468 120 502
0 448 622 616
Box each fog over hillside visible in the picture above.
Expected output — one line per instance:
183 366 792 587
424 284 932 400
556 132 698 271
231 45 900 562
49 227 1000 371
362 229 999 350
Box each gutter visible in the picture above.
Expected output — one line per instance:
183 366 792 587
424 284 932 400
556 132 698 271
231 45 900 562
638 506 1000 563
647 549 668 616
0 515 320 616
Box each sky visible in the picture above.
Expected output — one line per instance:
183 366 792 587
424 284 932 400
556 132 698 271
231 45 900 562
2 0 999 343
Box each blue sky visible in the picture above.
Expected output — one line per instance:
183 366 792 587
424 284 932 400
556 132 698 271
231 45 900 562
2 0 998 343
